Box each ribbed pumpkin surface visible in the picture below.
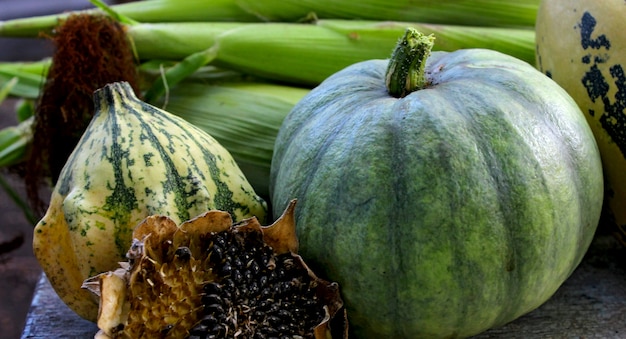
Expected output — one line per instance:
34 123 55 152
270 50 603 338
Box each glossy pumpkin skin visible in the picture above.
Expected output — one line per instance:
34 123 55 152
270 50 603 338
535 0 626 242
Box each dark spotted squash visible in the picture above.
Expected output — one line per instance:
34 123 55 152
536 0 626 243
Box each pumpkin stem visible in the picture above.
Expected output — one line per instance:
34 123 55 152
385 28 435 98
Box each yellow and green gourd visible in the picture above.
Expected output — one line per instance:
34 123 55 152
33 81 268 321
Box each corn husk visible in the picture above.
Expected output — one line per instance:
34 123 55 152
236 0 540 27
127 20 535 86
0 0 260 37
0 61 48 99
0 0 538 38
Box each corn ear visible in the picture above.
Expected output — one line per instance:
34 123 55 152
127 22 240 60
105 0 260 22
0 0 260 37
0 0 538 38
152 81 309 197
236 0 540 27
128 20 535 86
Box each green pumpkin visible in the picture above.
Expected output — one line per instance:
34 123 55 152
270 30 603 338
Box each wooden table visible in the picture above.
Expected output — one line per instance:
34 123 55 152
20 233 626 338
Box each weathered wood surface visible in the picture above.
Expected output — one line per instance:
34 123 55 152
21 234 626 338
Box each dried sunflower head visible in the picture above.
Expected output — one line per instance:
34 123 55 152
83 200 347 339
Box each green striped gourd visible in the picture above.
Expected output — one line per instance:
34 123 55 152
33 81 267 321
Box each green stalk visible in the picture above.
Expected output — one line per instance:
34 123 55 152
385 29 435 98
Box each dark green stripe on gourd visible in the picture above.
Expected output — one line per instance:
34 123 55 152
116 95 208 223
270 29 603 338
103 107 138 255
33 81 267 321
104 83 262 222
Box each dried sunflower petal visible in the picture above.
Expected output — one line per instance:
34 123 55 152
83 200 347 338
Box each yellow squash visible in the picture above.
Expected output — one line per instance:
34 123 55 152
535 0 626 242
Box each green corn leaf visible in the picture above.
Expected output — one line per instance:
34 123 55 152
0 77 17 102
0 117 33 168
14 99 35 122
143 46 219 103
0 61 47 99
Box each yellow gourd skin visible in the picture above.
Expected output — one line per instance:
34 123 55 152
536 0 626 242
